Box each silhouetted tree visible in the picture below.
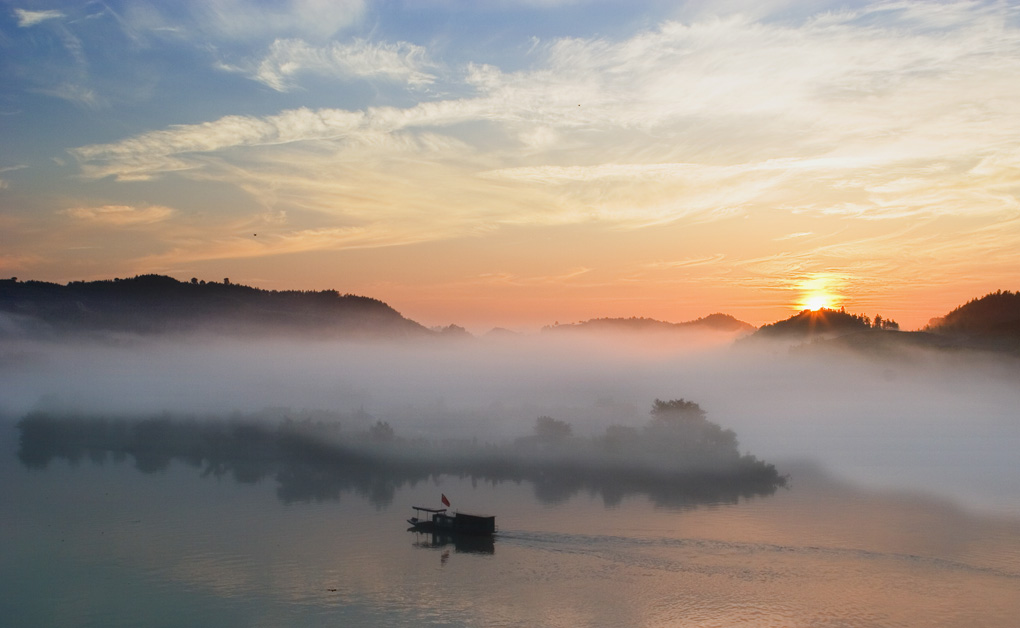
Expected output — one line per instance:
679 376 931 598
645 399 739 462
650 398 706 424
872 314 900 330
602 424 639 452
534 415 572 440
15 406 785 509
369 420 395 442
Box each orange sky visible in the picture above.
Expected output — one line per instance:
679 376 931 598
3 2 1019 332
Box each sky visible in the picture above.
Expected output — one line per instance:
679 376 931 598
1 0 1019 332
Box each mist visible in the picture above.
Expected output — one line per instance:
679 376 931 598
2 329 1018 513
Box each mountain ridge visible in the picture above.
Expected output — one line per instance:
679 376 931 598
2 276 1018 351
542 313 755 336
0 274 429 339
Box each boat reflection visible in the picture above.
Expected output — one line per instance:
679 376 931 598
409 529 496 555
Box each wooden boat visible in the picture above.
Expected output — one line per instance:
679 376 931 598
408 506 496 536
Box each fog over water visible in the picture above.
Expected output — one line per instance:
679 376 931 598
2 330 1018 514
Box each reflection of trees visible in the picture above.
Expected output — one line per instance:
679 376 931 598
17 404 785 510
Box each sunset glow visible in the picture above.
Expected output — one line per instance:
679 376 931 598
803 294 834 312
795 273 842 313
2 1 1019 331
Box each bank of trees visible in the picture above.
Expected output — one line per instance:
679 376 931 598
17 398 785 507
520 398 765 477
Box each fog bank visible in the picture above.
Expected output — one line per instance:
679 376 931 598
2 332 1018 513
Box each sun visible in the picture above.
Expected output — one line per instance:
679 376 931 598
794 273 844 312
803 293 833 312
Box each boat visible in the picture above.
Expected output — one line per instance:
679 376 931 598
407 506 496 536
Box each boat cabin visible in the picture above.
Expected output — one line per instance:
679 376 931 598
408 506 496 536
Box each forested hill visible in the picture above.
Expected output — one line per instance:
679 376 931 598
0 275 430 338
745 295 1020 356
752 308 876 338
927 290 1020 337
543 313 754 335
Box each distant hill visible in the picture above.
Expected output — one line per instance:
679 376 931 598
748 295 1020 356
926 290 1020 337
7 275 1018 352
0 275 430 339
543 313 755 336
752 308 873 338
922 290 1020 353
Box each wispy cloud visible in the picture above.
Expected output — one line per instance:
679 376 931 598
71 108 368 180
775 232 813 241
249 38 436 91
58 1 1020 289
34 83 102 108
0 165 26 190
74 3 1020 202
191 0 365 42
0 252 45 271
14 8 65 27
642 255 728 270
473 267 594 287
63 204 175 225
131 223 451 272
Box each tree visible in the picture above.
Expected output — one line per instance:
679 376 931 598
369 421 395 442
872 314 899 330
644 399 739 461
602 424 639 452
534 415 572 440
650 398 706 424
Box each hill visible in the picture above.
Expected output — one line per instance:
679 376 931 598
749 297 1020 357
543 313 754 336
922 290 1020 353
0 275 430 339
926 290 1020 337
752 308 874 338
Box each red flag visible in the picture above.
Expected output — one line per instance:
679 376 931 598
441 494 451 507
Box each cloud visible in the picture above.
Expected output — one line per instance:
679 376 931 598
775 232 813 241
13 9 65 27
70 108 370 180
250 38 436 91
77 5 1020 175
132 224 439 270
35 83 102 108
191 0 365 42
0 252 45 270
0 166 21 190
63 205 175 225
643 254 728 270
64 1 1020 265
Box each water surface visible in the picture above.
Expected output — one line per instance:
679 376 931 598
3 421 1018 628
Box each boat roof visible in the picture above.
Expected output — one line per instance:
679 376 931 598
411 506 448 513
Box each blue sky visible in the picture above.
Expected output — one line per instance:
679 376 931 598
2 0 1019 330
